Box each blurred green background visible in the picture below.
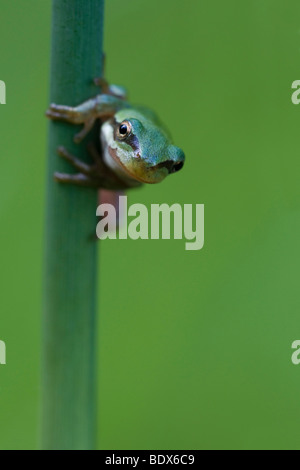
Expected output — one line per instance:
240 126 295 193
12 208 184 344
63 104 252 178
0 0 300 450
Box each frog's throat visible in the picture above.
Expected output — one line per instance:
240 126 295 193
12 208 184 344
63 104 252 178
107 146 153 185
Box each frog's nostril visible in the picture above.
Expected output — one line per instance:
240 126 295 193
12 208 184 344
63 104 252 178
154 159 184 174
171 161 184 173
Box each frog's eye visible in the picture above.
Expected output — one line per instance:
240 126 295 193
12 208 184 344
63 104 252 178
116 121 132 140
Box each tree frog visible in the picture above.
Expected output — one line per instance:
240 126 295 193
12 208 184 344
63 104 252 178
46 76 185 190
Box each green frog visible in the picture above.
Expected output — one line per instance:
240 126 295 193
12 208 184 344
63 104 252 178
46 77 185 190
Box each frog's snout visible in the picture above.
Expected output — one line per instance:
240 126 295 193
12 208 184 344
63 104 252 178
165 145 185 174
163 160 184 174
167 145 185 174
170 160 184 173
153 159 184 175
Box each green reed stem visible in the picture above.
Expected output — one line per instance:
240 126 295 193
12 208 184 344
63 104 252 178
42 0 104 450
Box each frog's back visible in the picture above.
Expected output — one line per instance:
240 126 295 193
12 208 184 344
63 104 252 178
117 105 173 142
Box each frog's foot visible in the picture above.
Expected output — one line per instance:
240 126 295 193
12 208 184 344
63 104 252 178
46 104 96 144
54 146 98 187
94 77 110 93
54 172 98 187
57 146 94 175
55 145 128 190
94 77 127 100
46 103 82 123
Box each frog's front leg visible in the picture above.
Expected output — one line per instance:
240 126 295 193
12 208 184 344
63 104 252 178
46 94 126 143
94 77 128 101
47 98 99 143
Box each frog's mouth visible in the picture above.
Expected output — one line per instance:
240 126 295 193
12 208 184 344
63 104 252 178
108 147 184 184
154 160 184 174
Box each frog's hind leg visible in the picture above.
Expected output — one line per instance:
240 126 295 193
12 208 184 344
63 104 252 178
54 172 98 187
57 146 93 175
54 145 108 188
54 146 98 188
87 141 106 170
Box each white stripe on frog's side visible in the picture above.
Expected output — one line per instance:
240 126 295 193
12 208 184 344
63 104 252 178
101 120 140 187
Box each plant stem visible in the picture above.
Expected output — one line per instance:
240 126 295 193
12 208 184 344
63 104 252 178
42 0 104 450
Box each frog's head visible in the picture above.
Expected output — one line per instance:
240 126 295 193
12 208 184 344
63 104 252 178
101 108 185 184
